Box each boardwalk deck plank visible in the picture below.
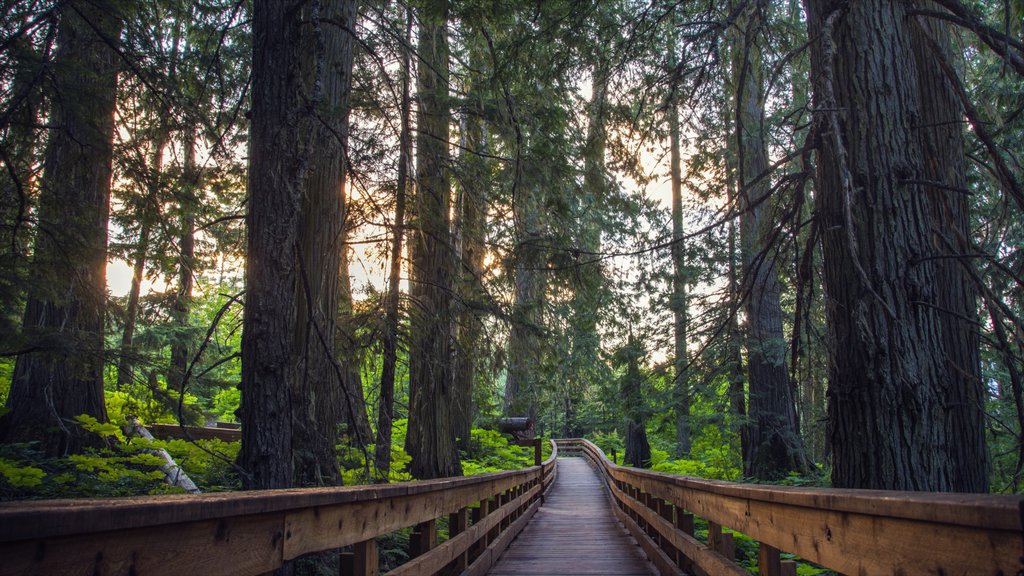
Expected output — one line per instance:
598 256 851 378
487 457 657 576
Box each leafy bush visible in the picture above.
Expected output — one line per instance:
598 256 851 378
138 437 241 491
461 428 544 475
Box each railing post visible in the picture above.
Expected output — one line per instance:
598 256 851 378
657 499 675 560
708 521 735 561
674 507 694 571
339 538 378 576
450 507 469 572
758 543 797 576
487 496 501 543
471 499 490 559
409 519 437 558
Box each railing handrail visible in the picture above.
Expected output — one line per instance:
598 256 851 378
555 437 1021 530
556 438 1024 575
0 439 559 576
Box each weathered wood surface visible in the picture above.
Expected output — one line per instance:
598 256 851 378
557 439 1024 576
148 423 241 443
0 441 558 576
488 457 656 576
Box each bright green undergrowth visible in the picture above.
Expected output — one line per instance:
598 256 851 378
1 414 547 500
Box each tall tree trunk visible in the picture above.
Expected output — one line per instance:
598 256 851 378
909 7 987 492
0 1 122 456
289 0 359 488
116 221 150 390
733 0 808 480
405 0 461 479
503 181 545 424
561 59 609 439
374 5 413 481
621 335 651 468
338 234 373 448
667 20 691 458
117 137 166 390
239 0 302 490
0 35 45 313
725 157 750 469
453 107 488 452
168 131 197 395
805 0 985 491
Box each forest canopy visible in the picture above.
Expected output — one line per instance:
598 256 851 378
0 0 1022 496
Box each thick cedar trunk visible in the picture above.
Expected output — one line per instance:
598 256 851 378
0 1 121 456
239 0 301 490
805 0 985 491
622 336 651 469
290 0 359 487
374 6 413 481
667 22 691 458
0 36 42 299
909 8 987 491
502 185 545 423
405 0 461 479
733 1 807 479
453 109 487 452
720 41 749 468
562 61 609 439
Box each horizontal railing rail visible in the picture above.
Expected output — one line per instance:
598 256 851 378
0 440 558 576
555 438 1024 576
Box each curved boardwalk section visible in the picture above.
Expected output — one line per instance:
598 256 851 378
488 457 656 575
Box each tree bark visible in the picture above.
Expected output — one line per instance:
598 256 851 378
338 234 373 448
561 58 609 440
621 335 651 469
117 136 166 390
0 35 44 311
239 0 302 490
374 5 413 481
667 19 691 459
453 105 488 452
733 0 807 480
290 0 359 488
0 0 122 456
405 0 461 479
168 130 198 395
502 181 545 424
909 7 987 492
805 0 985 491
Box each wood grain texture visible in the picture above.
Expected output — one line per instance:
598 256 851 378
561 438 1024 576
487 457 656 576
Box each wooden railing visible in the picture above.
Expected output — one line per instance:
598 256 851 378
556 438 1024 576
0 441 558 576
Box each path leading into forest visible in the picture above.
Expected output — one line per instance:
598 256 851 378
487 457 657 576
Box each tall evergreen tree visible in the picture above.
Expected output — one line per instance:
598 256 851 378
0 0 123 455
291 0 360 487
805 0 987 491
375 4 413 480
731 0 808 479
239 0 302 490
405 0 461 479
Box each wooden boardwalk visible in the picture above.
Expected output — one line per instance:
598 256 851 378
488 457 656 576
